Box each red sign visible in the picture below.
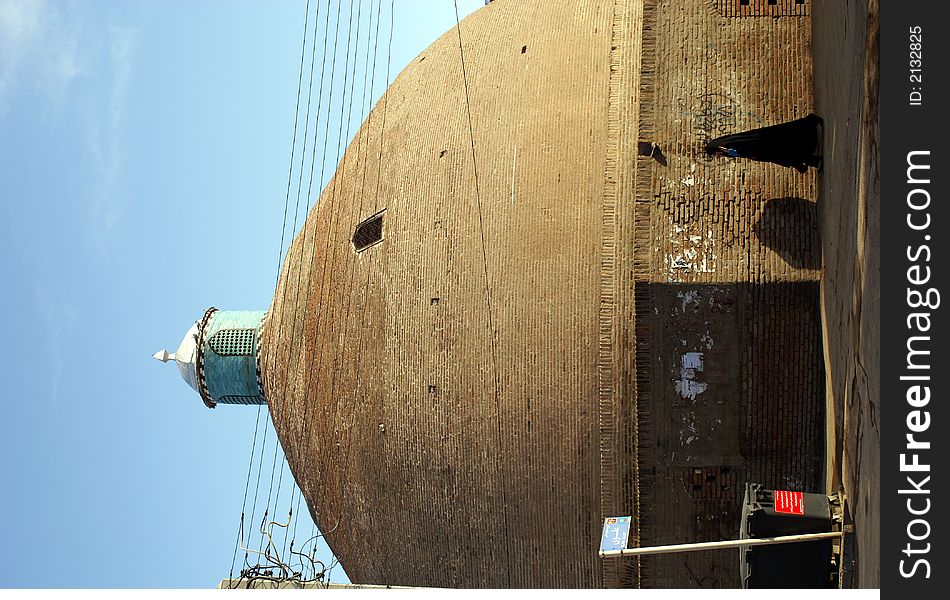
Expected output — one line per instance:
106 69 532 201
773 490 804 515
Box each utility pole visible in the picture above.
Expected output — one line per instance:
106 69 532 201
600 530 846 558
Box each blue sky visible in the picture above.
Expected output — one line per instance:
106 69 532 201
0 0 484 588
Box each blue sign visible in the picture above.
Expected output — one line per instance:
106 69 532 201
600 516 632 552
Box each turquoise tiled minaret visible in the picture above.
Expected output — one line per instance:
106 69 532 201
154 307 267 408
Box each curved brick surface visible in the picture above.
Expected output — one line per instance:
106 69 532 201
260 0 618 588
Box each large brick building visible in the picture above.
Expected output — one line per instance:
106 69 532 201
258 0 822 588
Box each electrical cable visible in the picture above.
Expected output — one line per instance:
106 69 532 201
240 0 394 584
280 472 297 559
251 0 341 578
327 0 383 438
258 0 333 571
296 0 359 456
256 437 284 554
330 0 394 580
289 0 363 577
274 0 314 291
266 1 348 571
288 0 346 458
244 413 271 566
270 0 329 388
452 0 512 586
228 406 265 582
300 1 383 574
227 0 312 587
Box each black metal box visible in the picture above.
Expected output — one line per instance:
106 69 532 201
739 482 834 588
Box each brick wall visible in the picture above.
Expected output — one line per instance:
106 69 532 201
632 0 822 588
633 281 823 587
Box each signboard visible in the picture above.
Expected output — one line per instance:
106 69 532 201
773 490 804 515
600 516 632 552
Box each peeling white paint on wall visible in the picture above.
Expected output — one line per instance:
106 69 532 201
678 411 699 448
675 351 707 400
661 163 715 190
675 375 707 400
677 289 700 312
681 164 698 186
667 219 718 280
681 352 704 370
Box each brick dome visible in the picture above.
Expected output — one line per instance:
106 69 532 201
259 0 822 588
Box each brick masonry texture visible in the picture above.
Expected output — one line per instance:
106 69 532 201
633 0 822 588
258 0 823 589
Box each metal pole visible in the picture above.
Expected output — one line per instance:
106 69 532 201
600 531 843 558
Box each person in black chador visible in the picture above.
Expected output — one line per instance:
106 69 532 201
705 113 823 173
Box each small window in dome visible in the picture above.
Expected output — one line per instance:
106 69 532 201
353 210 385 252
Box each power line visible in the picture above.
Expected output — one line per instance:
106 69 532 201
297 0 358 457
242 0 398 582
290 0 348 457
259 0 333 567
257 433 284 555
270 0 328 371
330 0 384 468
243 410 271 569
229 405 265 581
242 0 327 571
452 0 512 586
261 1 331 545
258 0 357 576
309 0 371 527
256 0 348 577
289 0 374 575
275 0 334 416
281 470 298 558
230 0 313 586
287 2 385 576
350 0 395 426
274 0 315 291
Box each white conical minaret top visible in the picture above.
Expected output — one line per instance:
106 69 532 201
152 349 175 362
154 321 200 392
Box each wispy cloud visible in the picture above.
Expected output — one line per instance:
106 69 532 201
0 1 41 101
0 0 83 114
87 25 136 246
38 16 82 104
1 1 137 250
35 288 78 407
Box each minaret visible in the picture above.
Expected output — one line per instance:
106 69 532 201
154 307 268 408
